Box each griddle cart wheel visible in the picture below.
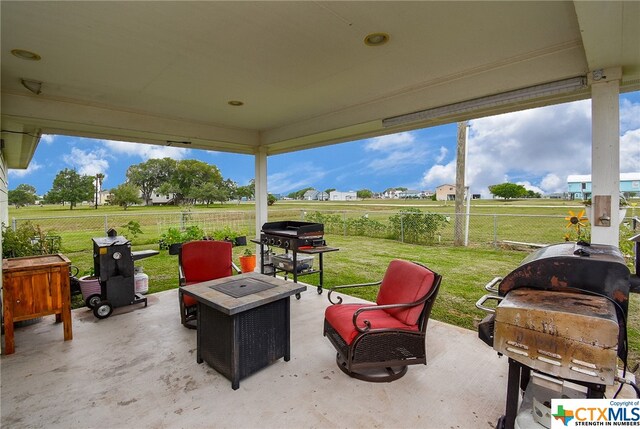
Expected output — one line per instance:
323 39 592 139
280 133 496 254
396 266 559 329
93 301 113 319
86 294 101 309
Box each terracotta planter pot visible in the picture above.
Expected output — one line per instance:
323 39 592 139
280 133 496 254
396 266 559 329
239 255 256 273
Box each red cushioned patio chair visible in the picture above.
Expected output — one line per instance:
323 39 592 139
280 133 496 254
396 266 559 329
323 259 441 382
178 240 240 329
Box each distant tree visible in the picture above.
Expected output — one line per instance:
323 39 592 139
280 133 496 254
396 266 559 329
8 184 38 208
526 190 542 198
236 185 254 203
126 158 176 205
357 189 373 199
190 182 230 206
267 194 277 206
108 183 142 210
42 190 60 205
221 179 237 202
165 160 223 204
49 168 95 209
324 188 336 195
488 183 528 200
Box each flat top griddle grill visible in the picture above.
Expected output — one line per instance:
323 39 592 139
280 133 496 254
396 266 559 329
261 221 324 238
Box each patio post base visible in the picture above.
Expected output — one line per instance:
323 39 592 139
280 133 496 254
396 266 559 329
335 354 408 382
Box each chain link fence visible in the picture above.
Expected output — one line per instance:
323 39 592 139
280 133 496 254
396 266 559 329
11 208 609 253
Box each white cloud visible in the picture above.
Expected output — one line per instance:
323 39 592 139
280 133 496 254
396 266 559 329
63 147 109 177
418 96 640 197
435 146 448 163
102 140 190 160
421 100 596 196
516 181 543 195
364 132 415 151
267 162 328 194
364 131 434 173
621 98 640 133
9 161 42 178
539 173 565 194
368 149 428 171
620 128 640 173
421 161 456 187
40 134 55 144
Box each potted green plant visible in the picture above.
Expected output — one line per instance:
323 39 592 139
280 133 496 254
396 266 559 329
239 248 256 273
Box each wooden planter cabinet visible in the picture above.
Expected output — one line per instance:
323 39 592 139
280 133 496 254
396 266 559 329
2 254 73 354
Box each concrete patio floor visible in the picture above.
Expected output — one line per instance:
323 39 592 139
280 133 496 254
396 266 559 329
1 287 509 428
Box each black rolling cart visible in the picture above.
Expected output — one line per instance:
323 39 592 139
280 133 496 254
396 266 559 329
91 229 158 319
253 221 338 297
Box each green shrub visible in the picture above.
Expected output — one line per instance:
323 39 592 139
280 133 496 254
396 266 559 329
345 215 386 236
120 220 143 239
305 211 344 234
2 221 61 258
388 208 447 244
158 225 204 250
208 225 245 242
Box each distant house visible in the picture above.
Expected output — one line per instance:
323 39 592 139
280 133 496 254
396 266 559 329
98 189 111 205
329 191 357 201
149 191 175 205
398 189 423 199
303 190 328 201
382 189 403 199
435 184 456 201
567 173 640 199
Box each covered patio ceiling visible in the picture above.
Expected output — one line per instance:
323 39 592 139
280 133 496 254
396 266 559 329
2 1 639 169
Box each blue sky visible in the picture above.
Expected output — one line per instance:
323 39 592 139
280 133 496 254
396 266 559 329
9 91 640 198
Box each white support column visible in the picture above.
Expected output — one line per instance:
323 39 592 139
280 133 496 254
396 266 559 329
254 146 268 264
590 68 621 246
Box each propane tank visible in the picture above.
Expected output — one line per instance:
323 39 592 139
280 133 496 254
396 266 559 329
134 266 149 294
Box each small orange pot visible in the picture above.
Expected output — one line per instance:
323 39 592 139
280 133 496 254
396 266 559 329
239 254 256 273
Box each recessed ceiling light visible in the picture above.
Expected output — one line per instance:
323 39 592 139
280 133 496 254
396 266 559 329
364 33 389 47
228 100 244 106
11 49 41 61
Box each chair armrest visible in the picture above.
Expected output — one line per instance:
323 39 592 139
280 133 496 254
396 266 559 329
231 261 241 274
178 264 186 286
327 281 382 305
352 296 431 333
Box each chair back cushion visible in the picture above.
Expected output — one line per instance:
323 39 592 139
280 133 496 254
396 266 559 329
376 260 436 326
181 240 233 283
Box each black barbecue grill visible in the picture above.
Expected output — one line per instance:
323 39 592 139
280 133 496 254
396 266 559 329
257 221 338 295
476 241 639 429
260 221 325 250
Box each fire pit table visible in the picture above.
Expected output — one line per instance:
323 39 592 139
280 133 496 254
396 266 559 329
182 272 306 390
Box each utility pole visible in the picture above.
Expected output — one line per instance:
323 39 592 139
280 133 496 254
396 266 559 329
94 173 104 209
454 121 468 246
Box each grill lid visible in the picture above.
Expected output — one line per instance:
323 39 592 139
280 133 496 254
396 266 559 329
261 221 324 238
498 242 630 315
